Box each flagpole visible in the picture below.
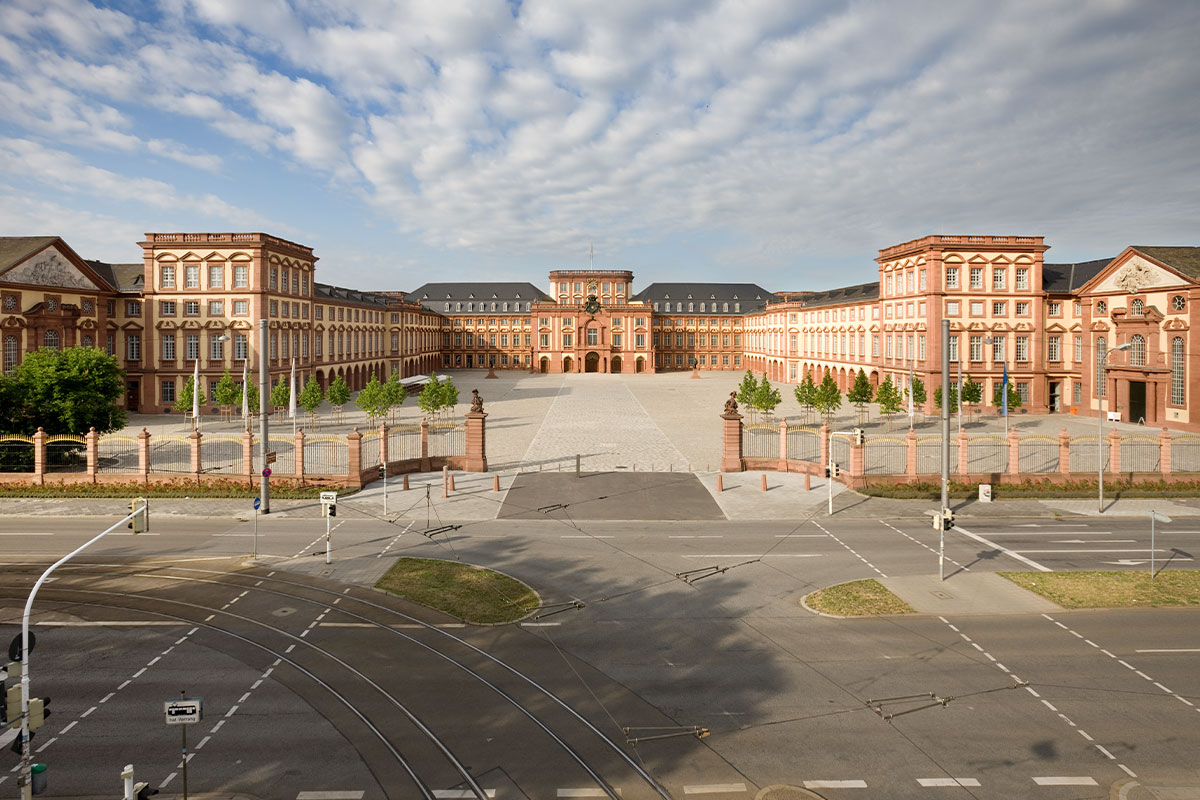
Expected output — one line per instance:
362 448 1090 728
242 360 250 431
192 359 200 432
290 357 297 438
1002 361 1009 437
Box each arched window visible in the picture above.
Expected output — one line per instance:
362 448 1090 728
444 303 450 312
3 335 18 372
1096 300 1107 315
676 302 682 313
82 335 93 348
653 302 659 311
1095 336 1106 397
1172 337 1186 405
1130 298 1144 316
1130 334 1146 366
723 302 729 312
43 330 60 350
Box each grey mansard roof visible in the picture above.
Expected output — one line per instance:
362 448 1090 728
315 282 390 308
632 283 777 314
1133 247 1200 279
407 282 550 313
1041 259 1110 293
798 281 879 309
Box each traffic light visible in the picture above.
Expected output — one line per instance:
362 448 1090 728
5 685 19 730
378 465 386 479
129 498 148 533
853 427 865 446
134 781 159 799
830 463 840 478
28 697 49 730
9 730 30 754
942 509 955 531
327 503 336 517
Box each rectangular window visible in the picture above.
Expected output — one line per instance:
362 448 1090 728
126 333 141 361
1016 302 1030 316
1048 302 1061 316
488 334 497 346
872 336 879 357
539 333 549 348
948 336 959 362
946 267 959 289
302 276 309 296
107 333 115 354
676 334 684 347
185 334 199 361
160 301 176 316
162 334 176 361
271 334 278 359
992 301 1006 316
185 301 200 316
185 265 200 289
234 265 248 287
161 380 175 403
1074 381 1082 404
161 265 175 288
969 267 983 289
919 270 927 290
270 300 278 316
946 300 959 316
563 333 573 347
918 335 926 361
208 300 223 316
1016 382 1030 403
1074 336 1082 362
886 336 893 358
269 268 278 289
234 334 248 360
1048 335 1061 361
208 265 223 288
992 267 1005 289
126 300 141 316
992 337 1005 362
210 336 224 360
906 271 914 292
970 335 983 362
1016 268 1029 290
970 301 984 316
1016 336 1029 361
636 333 645 348
587 329 599 346
234 300 248 315
612 333 622 347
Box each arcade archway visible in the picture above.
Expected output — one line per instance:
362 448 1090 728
585 352 600 373
611 355 622 373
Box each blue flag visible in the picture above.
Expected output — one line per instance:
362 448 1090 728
1001 362 1009 416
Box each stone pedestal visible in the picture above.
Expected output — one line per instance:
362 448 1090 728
347 427 363 487
137 428 151 481
1007 428 1020 476
1058 429 1071 474
465 412 488 472
189 430 202 479
905 428 918 476
720 412 744 472
295 428 306 483
1160 427 1172 475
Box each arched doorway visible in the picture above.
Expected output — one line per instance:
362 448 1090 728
611 355 622 373
585 352 600 373
539 356 549 374
636 357 645 373
563 356 573 373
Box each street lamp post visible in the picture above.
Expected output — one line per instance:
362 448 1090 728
1098 342 1132 514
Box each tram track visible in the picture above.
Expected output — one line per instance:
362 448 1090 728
0 561 676 800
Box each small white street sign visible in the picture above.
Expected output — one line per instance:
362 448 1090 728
164 698 202 725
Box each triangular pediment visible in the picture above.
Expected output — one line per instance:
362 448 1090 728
1084 250 1191 295
0 242 103 291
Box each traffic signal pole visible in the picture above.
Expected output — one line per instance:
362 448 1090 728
17 507 143 799
940 320 951 581
258 318 271 515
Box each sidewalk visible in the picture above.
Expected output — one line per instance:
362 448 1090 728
877 572 1060 616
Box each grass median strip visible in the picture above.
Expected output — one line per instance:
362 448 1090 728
805 579 914 616
375 557 540 624
1000 570 1200 608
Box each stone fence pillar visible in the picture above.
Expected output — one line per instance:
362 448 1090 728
189 430 202 479
347 427 363 487
1008 428 1020 476
86 427 98 479
420 418 431 472
1058 428 1071 474
778 418 789 472
957 430 969 475
32 427 46 481
905 428 918 476
1160 427 1172 475
295 428 306 483
819 423 830 471
137 428 150 481
465 412 488 472
379 422 389 475
242 429 254 478
849 440 864 477
1108 429 1122 474
720 412 744 472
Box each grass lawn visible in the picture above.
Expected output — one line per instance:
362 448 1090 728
805 579 914 616
1000 570 1200 608
375 557 540 624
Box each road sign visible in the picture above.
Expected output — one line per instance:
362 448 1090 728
262 468 272 478
8 631 35 662
320 491 337 504
253 497 261 511
164 698 202 725
265 451 277 464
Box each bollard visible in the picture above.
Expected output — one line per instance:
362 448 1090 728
761 474 767 492
403 473 410 491
493 474 500 492
576 453 581 477
449 474 456 492
804 471 811 491
716 474 723 492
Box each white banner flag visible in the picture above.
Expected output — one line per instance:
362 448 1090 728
192 359 200 420
289 358 297 419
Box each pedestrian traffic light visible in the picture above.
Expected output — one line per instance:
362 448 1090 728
134 781 159 799
28 697 49 730
5 685 19 729
853 427 865 446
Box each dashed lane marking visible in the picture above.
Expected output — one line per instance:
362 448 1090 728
432 791 496 799
917 778 981 787
812 522 886 578
682 784 747 795
557 790 621 797
1033 777 1098 786
803 780 868 789
951 525 1051 572
880 520 969 571
296 794 366 800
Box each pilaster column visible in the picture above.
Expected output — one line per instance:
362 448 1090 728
242 429 254 477
137 428 151 482
32 427 46 482
420 418 430 471
819 422 830 471
189 430 202 478
778 417 789 472
379 422 389 473
957 430 970 475
295 428 306 483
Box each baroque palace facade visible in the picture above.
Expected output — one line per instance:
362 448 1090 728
1 232 1198 431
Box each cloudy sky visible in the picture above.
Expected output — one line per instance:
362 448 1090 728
1 0 1197 293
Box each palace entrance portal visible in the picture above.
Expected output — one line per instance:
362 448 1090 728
585 352 600 373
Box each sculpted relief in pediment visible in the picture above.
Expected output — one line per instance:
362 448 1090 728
0 247 100 291
1114 263 1156 294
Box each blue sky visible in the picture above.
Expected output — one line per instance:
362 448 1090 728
1 0 1198 293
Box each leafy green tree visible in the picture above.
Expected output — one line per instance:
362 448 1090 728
736 370 759 419
243 383 260 422
356 374 388 422
961 374 983 407
438 376 459 418
270 379 290 415
934 384 959 412
876 375 904 430
753 374 782 416
992 379 1022 412
1 347 127 435
793 371 817 425
847 369 874 405
814 371 843 424
910 376 927 409
298 376 324 426
214 370 239 419
417 374 443 418
326 375 350 422
383 372 406 424
174 375 208 416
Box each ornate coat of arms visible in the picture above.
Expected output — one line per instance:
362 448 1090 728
1114 263 1154 294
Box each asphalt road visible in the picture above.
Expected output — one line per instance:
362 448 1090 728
1 508 1198 799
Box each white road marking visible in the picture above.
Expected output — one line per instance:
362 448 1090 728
680 554 821 558
917 778 980 787
1095 744 1115 759
296 794 366 800
560 535 614 539
33 621 183 626
803 780 867 789
558 790 620 797
1119 764 1137 777
58 721 77 735
1015 548 1174 553
520 622 561 627
0 532 54 536
683 784 747 794
432 791 496 799
80 706 96 718
159 772 177 789
953 525 1051 571
1033 777 1098 786
320 622 375 627
1136 648 1200 653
